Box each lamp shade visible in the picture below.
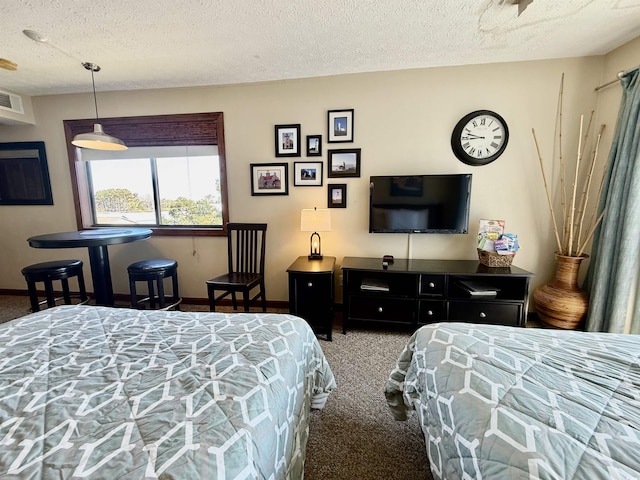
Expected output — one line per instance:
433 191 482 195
72 123 128 151
301 208 331 259
300 208 331 232
72 63 128 152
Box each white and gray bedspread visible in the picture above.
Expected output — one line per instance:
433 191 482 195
0 305 335 479
385 322 640 480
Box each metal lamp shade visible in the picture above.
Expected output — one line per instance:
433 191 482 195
72 123 127 151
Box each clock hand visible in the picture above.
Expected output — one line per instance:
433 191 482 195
466 134 485 139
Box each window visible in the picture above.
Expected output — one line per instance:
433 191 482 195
82 146 222 227
64 113 229 236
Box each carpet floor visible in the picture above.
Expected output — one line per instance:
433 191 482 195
0 295 433 479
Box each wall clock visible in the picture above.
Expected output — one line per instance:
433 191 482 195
451 110 509 166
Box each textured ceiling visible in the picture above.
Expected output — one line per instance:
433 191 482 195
1 0 640 97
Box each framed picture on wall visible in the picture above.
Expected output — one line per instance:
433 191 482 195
306 135 322 156
328 184 347 208
328 148 361 178
250 162 289 195
275 124 301 157
0 141 53 205
327 109 354 143
294 161 323 186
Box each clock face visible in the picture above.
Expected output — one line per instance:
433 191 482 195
451 110 509 166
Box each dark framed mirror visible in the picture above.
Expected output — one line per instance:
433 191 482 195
0 141 53 205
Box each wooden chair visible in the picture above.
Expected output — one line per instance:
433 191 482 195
206 223 267 312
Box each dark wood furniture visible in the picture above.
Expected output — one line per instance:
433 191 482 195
206 223 267 312
21 259 89 312
127 258 181 310
341 256 533 333
287 256 336 341
27 228 153 306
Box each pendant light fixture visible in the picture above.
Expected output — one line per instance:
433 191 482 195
72 62 127 151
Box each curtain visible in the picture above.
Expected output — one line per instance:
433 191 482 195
585 68 640 333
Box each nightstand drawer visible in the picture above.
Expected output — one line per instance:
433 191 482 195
449 301 521 326
350 297 415 324
292 274 332 306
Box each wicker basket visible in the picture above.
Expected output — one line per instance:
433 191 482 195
477 248 515 267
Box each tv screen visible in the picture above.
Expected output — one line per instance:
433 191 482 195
369 174 472 233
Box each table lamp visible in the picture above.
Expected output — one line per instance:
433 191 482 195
300 208 331 259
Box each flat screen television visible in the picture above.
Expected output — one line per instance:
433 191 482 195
369 174 472 233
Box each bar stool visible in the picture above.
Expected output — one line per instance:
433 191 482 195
127 258 181 310
21 259 89 312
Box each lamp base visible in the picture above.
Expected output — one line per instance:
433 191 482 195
308 253 323 260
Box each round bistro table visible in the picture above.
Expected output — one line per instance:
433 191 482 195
27 227 153 306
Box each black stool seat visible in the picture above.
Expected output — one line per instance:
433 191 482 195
128 258 181 310
21 259 89 312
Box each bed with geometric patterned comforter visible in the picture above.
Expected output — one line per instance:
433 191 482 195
0 305 335 479
385 322 640 480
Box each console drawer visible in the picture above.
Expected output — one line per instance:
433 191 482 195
418 300 446 324
420 274 445 296
449 301 521 326
350 297 415 324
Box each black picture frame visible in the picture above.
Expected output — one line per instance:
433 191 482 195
250 162 289 195
328 184 347 208
328 148 361 178
275 124 301 157
327 109 354 143
0 141 53 205
306 135 322 157
294 161 323 187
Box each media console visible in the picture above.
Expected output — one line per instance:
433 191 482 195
341 256 534 332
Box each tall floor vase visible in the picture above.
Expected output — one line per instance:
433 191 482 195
532 254 589 329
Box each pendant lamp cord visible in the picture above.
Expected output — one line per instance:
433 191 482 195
90 67 99 119
82 62 101 120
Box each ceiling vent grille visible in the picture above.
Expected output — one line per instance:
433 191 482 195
0 90 24 114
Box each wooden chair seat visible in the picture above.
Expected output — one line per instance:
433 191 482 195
208 272 263 289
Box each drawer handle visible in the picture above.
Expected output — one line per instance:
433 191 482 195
307 282 313 287
479 312 487 318
428 282 435 288
378 307 383 313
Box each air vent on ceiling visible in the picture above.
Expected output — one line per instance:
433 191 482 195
0 89 24 114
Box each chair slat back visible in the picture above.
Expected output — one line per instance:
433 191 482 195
227 223 267 275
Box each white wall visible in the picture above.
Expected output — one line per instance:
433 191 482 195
1 42 635 304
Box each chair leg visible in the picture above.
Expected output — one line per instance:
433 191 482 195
207 284 216 312
61 278 72 305
156 275 166 309
44 279 56 308
26 280 40 312
171 272 180 310
243 290 250 312
77 269 88 303
147 280 155 309
231 292 238 310
260 282 267 312
129 278 138 308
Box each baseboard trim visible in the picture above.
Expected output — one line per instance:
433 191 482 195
0 288 289 310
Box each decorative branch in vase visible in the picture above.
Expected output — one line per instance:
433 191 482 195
531 73 608 330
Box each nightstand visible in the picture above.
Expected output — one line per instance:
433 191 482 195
287 256 336 341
